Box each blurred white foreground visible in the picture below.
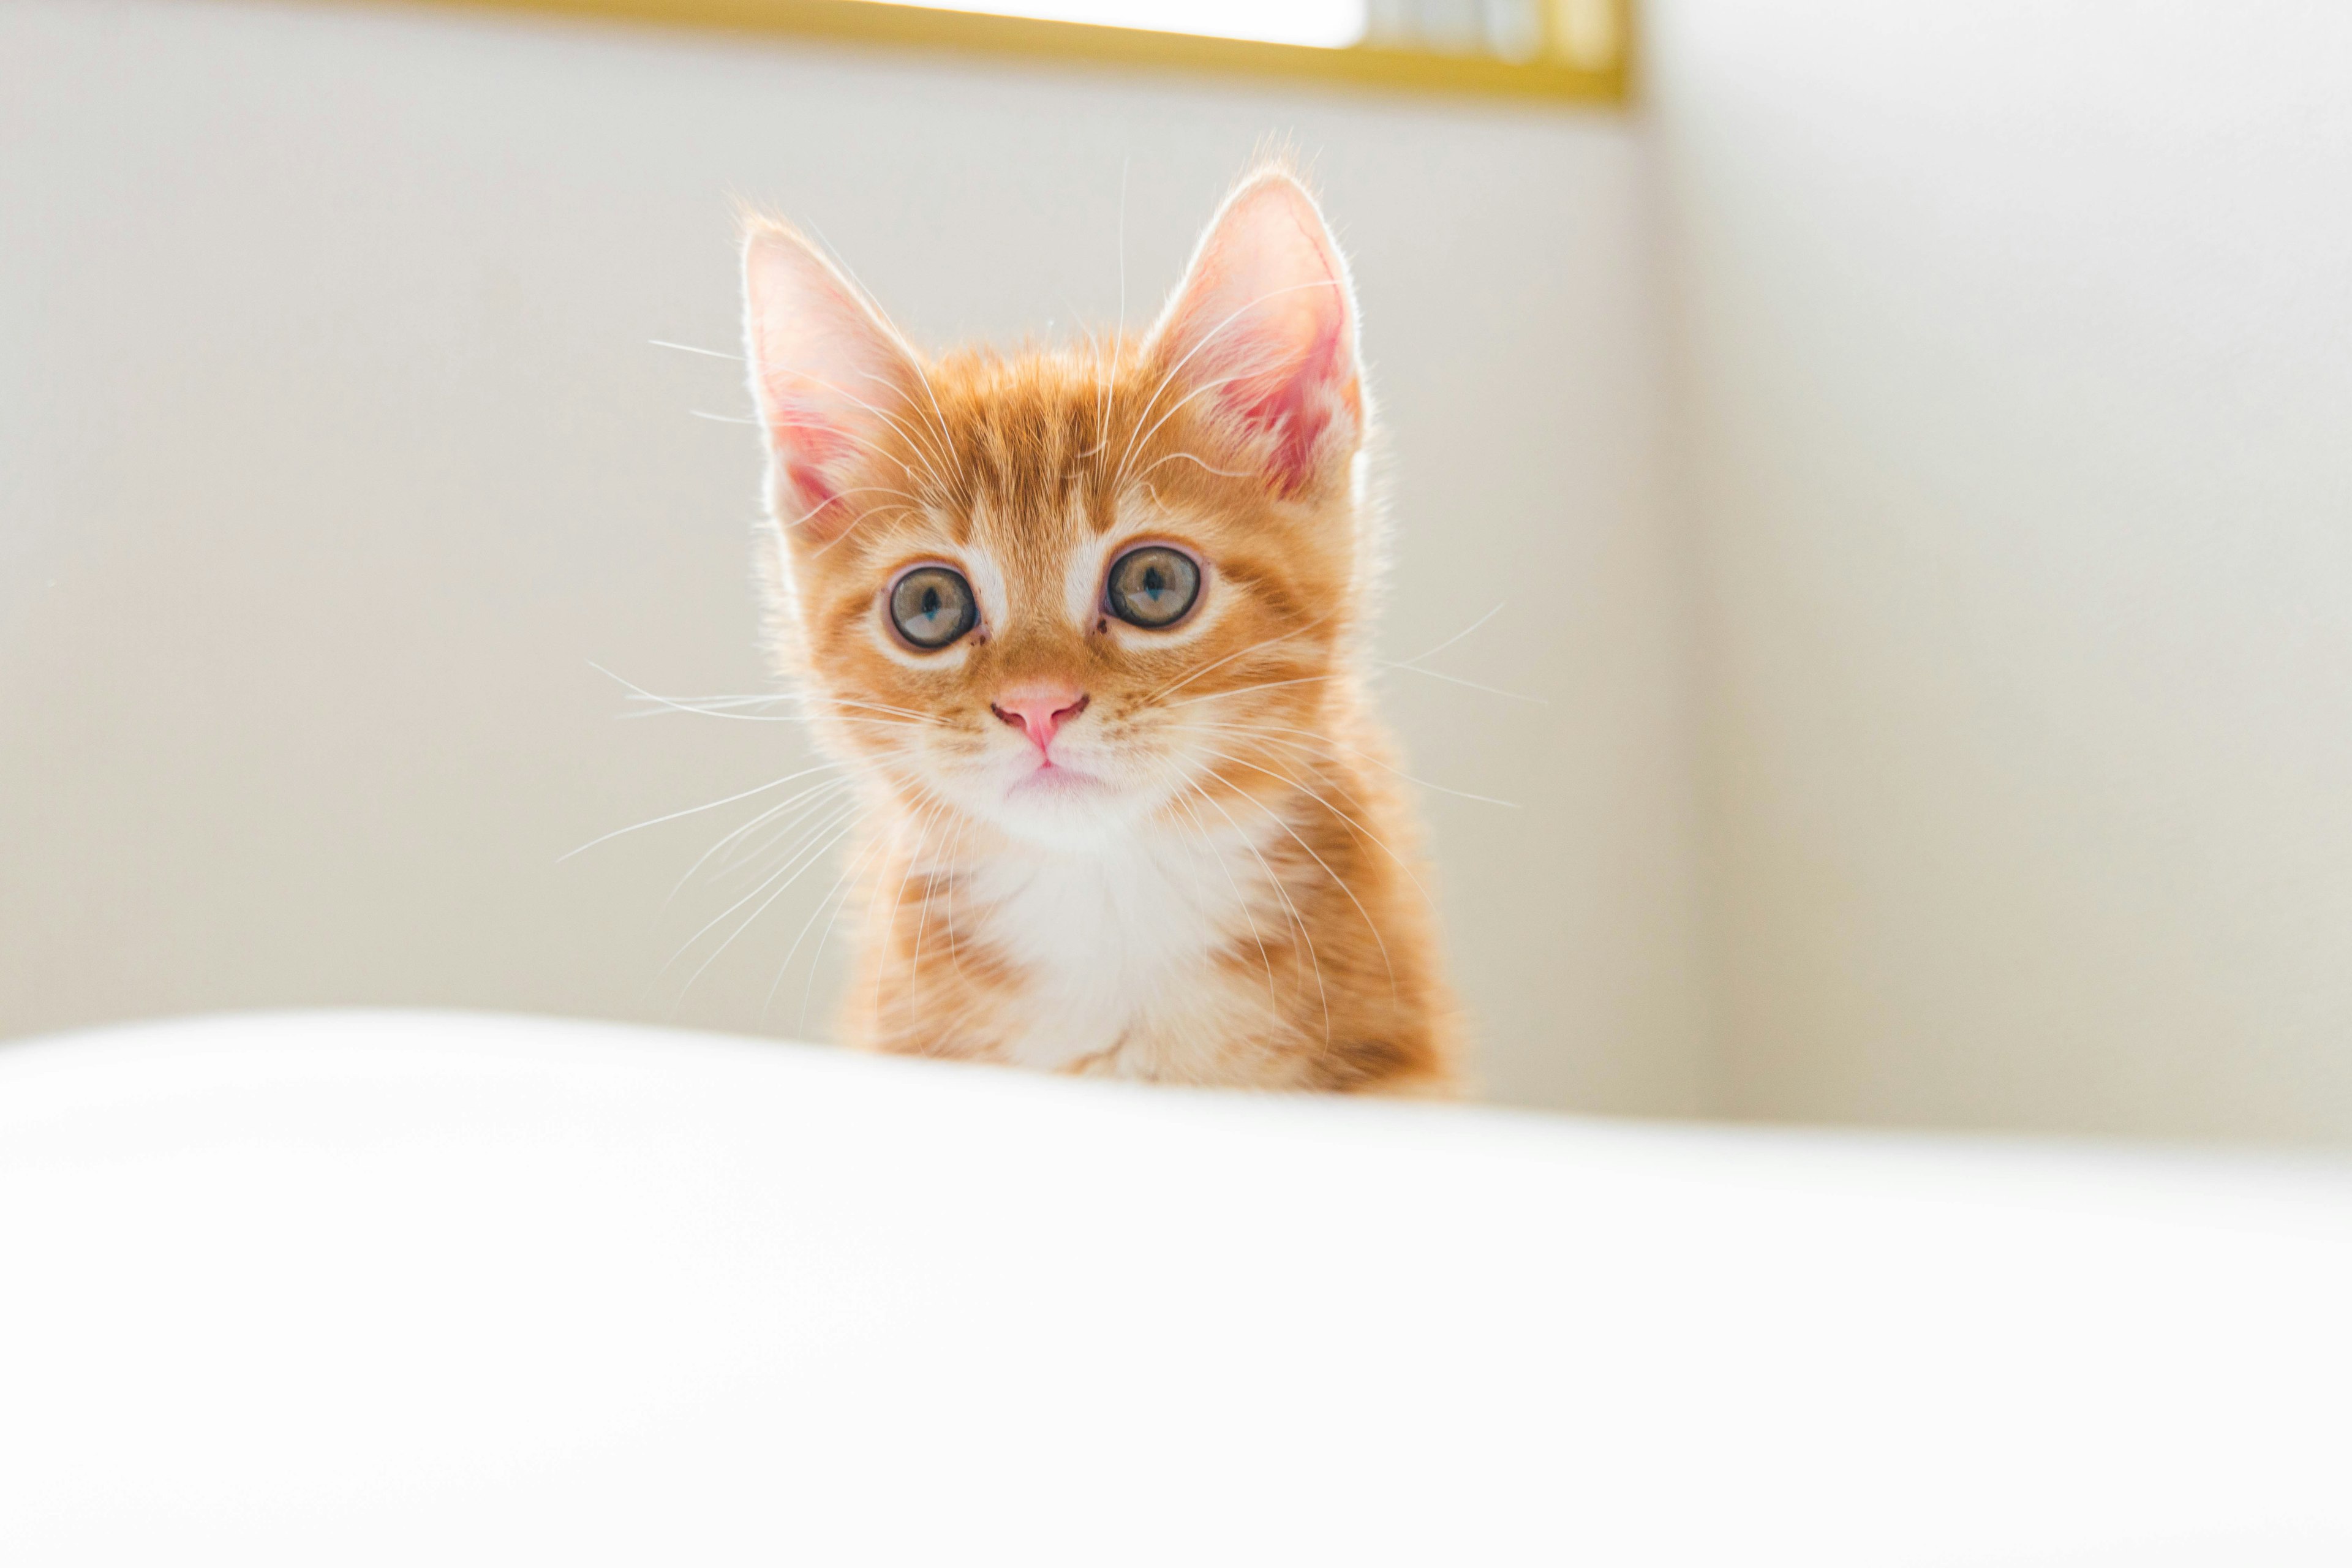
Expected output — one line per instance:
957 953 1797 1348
3 1011 2348 1565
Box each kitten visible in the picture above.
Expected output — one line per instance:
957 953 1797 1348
739 165 1460 1094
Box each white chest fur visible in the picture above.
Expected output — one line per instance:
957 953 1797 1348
962 821 1268 1072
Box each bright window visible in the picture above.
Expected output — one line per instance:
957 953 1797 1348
892 1 1368 50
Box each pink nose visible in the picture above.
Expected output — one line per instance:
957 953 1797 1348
991 684 1088 753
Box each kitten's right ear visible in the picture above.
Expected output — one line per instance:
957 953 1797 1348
741 220 924 543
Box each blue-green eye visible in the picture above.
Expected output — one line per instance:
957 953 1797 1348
889 566 977 650
1106 547 1200 628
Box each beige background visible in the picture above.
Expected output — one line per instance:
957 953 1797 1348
6 0 2349 1140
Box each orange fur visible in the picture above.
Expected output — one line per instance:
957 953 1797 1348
739 167 1460 1094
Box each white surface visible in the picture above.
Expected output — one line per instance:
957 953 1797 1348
1648 0 2352 1138
4 1011 2349 1564
0 0 1705 1119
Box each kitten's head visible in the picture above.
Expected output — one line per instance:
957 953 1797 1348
741 168 1373 850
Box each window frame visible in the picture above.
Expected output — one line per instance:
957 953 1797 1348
362 0 1631 106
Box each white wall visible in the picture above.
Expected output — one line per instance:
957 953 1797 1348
1648 0 2352 1139
0 0 1711 1115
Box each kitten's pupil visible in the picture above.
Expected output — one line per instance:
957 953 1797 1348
921 586 941 616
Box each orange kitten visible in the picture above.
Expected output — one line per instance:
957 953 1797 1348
739 166 1460 1094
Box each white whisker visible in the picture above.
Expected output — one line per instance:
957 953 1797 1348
557 760 837 863
1129 448 1254 482
1200 761 1396 998
1162 673 1335 709
1189 776 1329 1049
667 800 861 998
1373 661 1545 705
1196 745 1436 937
873 796 952 1041
703 777 858 887
795 823 891 1030
1167 780 1279 1019
1395 600 1505 668
651 338 742 361
1147 612 1330 703
1184 718 1520 809
1114 279 1340 490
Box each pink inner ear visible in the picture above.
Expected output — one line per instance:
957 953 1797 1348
765 396 854 516
1240 309 1352 494
782 461 838 515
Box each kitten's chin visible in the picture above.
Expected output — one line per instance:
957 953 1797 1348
948 763 1159 851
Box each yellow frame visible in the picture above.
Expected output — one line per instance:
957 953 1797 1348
360 0 1630 105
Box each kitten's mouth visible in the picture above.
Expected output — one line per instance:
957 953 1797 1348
1009 760 1102 797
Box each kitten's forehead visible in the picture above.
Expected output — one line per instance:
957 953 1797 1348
924 349 1123 534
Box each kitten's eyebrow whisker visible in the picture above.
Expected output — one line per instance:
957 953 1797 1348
852 363 961 491
769 369 956 497
807 500 924 559
1115 367 1259 491
762 411 928 484
1129 448 1253 483
750 363 956 507
778 485 927 534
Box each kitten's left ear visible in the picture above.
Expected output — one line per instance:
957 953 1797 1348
1144 170 1362 496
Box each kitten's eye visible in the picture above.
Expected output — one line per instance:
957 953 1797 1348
889 566 978 650
1105 546 1201 629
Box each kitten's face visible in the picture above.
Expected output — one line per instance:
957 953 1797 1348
744 173 1368 850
